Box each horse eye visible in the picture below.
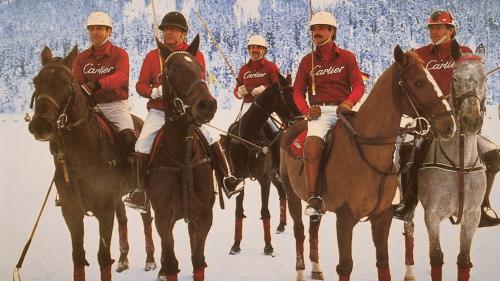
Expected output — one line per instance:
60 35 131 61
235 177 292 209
414 80 424 87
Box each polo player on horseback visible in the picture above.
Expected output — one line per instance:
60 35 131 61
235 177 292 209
74 12 137 160
124 11 241 211
293 11 365 216
393 10 500 227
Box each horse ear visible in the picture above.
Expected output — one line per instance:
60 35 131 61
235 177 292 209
156 37 171 61
451 39 462 60
394 45 407 66
63 45 79 69
476 43 485 56
286 73 292 84
41 46 53 65
186 34 200 56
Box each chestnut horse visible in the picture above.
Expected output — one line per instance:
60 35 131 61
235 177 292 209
148 36 217 281
402 42 488 281
28 46 155 281
280 46 456 281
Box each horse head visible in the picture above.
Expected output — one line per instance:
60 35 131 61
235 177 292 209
393 45 456 140
450 40 486 135
156 35 217 126
28 46 87 141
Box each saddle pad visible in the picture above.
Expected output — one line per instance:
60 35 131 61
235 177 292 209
290 130 307 159
95 113 116 145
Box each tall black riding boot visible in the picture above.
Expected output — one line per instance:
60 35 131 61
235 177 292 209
393 144 419 221
479 149 500 228
117 128 138 155
303 136 325 217
124 152 150 212
211 137 244 198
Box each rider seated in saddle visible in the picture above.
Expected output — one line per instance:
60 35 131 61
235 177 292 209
393 10 500 228
73 12 137 169
293 12 365 216
226 34 283 185
124 11 243 211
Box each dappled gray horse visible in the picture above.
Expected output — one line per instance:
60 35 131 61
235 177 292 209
403 44 489 281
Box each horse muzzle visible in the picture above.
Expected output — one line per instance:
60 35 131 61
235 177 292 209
433 115 457 141
192 97 217 125
28 116 56 141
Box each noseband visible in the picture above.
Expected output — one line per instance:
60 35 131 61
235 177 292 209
163 51 207 121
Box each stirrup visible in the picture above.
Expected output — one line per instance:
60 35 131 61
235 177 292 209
223 175 245 198
479 206 500 228
304 194 325 217
55 193 62 207
123 189 148 213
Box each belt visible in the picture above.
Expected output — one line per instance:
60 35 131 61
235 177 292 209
312 102 338 106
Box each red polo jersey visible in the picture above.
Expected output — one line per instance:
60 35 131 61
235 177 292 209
233 58 280 103
415 40 472 96
136 42 206 111
74 41 129 103
293 41 365 115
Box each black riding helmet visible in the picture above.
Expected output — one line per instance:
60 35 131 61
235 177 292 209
159 12 188 32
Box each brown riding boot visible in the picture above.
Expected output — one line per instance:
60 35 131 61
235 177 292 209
124 152 150 212
211 139 244 198
479 149 500 227
303 136 325 217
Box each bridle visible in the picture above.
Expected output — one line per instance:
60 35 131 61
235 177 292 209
31 63 92 130
163 51 207 121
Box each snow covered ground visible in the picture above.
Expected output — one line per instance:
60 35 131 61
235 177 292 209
1 105 499 281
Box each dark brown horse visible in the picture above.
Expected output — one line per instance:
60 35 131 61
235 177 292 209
148 36 217 281
280 46 456 281
28 46 156 281
226 78 292 256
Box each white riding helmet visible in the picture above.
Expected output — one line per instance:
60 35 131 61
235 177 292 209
309 11 338 29
247 35 268 49
86 12 112 29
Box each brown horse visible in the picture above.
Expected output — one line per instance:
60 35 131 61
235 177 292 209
280 46 456 281
28 46 156 280
148 36 217 281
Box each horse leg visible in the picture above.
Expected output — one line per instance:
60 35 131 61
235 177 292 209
309 216 323 280
61 206 87 281
272 176 287 234
424 212 444 281
114 200 129 273
281 175 306 281
156 215 179 280
141 210 157 271
230 190 245 255
96 204 116 281
457 210 480 281
259 176 274 256
336 204 357 281
403 220 416 281
370 207 393 281
188 210 214 281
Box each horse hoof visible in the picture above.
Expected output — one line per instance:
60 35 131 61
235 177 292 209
311 271 324 280
264 244 274 256
404 276 416 281
145 261 157 271
115 259 129 273
276 223 286 234
229 246 241 255
296 270 306 281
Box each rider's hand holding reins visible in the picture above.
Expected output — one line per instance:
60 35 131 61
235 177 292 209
81 80 101 96
251 85 266 96
151 85 163 99
336 101 353 115
237 85 249 98
306 105 321 120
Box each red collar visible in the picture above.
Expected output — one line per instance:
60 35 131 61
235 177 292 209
246 58 267 67
88 40 112 58
314 41 339 60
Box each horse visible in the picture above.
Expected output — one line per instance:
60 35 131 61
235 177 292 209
28 46 156 281
226 78 292 256
402 42 488 281
148 35 217 281
279 45 456 281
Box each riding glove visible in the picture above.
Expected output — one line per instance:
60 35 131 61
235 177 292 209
306 105 321 120
251 85 266 96
336 101 353 115
237 85 249 98
81 80 101 96
151 86 163 99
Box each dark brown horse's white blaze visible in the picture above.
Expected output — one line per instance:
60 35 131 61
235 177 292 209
280 45 456 281
149 35 217 281
226 76 292 256
28 46 156 281
403 42 488 281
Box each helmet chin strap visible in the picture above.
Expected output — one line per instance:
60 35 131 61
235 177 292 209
315 37 332 48
433 35 448 46
95 37 109 47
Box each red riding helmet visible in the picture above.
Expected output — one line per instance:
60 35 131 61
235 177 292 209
428 10 456 27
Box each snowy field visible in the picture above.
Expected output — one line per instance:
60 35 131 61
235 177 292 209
1 105 499 281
